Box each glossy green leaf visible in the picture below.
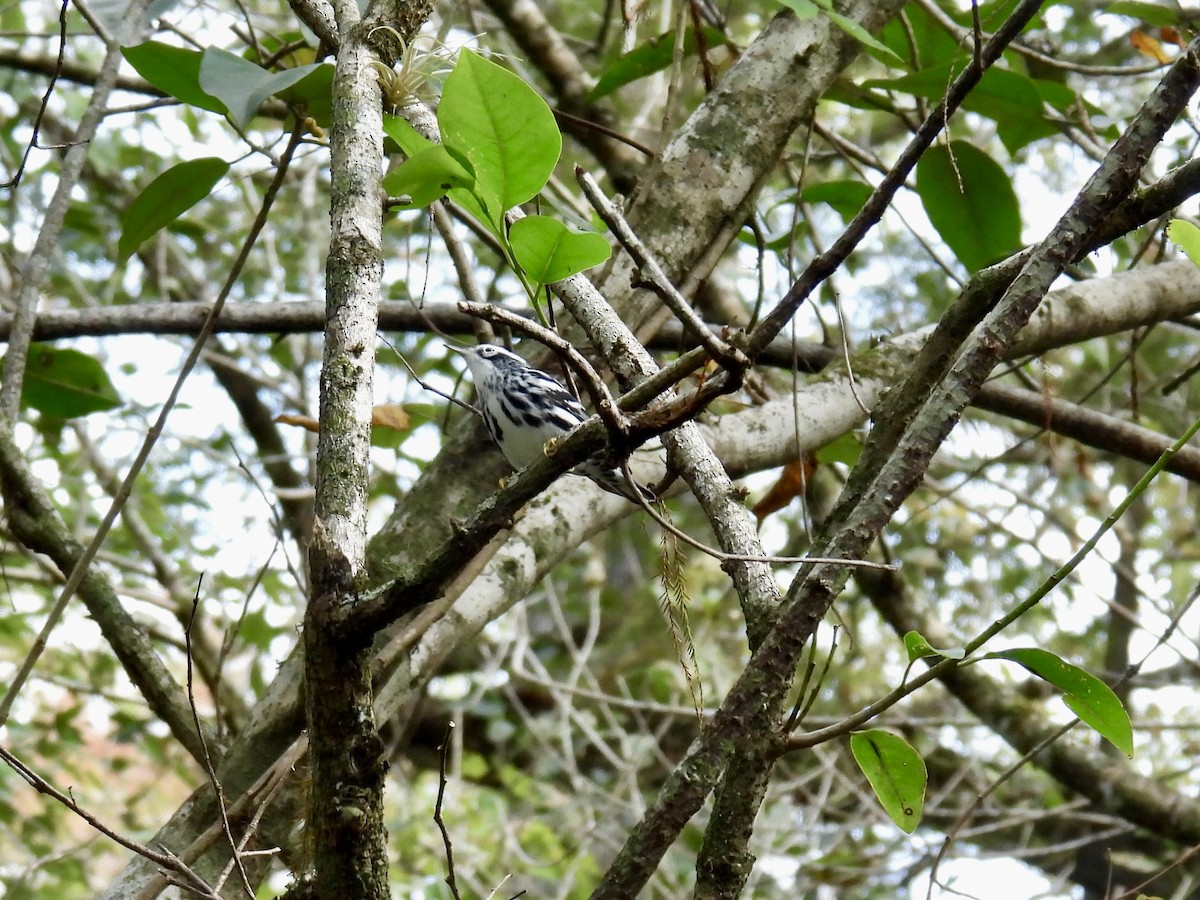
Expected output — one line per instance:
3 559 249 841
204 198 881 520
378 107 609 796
801 180 873 221
775 0 818 19
1032 76 1083 112
383 145 475 207
118 157 229 259
587 27 732 103
12 346 122 418
865 66 1060 153
275 62 335 126
381 116 493 222
971 69 1060 154
383 114 435 157
198 47 321 129
988 648 1134 756
875 2 960 68
903 631 966 663
121 42 226 114
806 0 904 65
778 0 901 64
1104 1 1181 27
814 432 862 466
439 50 561 224
916 141 1021 272
0 3 26 31
509 215 612 289
93 0 177 40
850 730 926 833
1167 219 1200 268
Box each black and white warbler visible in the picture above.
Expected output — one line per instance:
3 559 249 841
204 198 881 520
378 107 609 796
452 343 655 503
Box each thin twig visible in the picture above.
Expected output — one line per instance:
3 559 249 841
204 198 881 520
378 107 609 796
0 116 308 727
912 0 1163 78
623 461 896 571
551 107 655 157
1 0 70 189
2 0 152 417
0 745 221 898
925 724 1073 900
784 624 840 731
833 290 870 416
576 168 749 371
430 200 490 314
380 332 476 414
788 402 1200 761
185 581 254 898
434 721 462 900
133 738 307 900
744 0 1049 357
1114 840 1200 899
931 565 1200 896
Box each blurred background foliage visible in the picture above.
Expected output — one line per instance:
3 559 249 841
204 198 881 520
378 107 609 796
1 0 1199 896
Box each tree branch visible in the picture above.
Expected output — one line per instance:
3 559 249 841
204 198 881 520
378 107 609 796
973 381 1200 483
590 23 1200 900
0 426 219 763
302 0 426 895
1 0 154 418
857 564 1200 847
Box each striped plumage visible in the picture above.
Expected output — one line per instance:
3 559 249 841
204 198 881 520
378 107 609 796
452 344 655 503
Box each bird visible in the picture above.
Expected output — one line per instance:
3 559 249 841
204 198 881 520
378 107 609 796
451 343 656 503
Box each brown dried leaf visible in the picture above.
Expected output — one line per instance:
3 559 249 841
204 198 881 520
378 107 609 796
1130 29 1171 64
372 404 410 432
275 413 320 433
752 456 818 523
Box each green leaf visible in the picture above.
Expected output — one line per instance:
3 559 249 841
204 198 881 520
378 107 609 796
198 47 321 129
587 27 733 103
850 730 926 833
383 114 435 157
1167 219 1200 267
814 432 862 466
865 66 1059 153
508 215 612 289
92 0 175 41
444 186 494 239
988 648 1134 756
381 116 493 220
0 3 26 31
236 609 278 651
1032 76 1083 112
903 631 966 663
275 62 335 126
808 0 904 65
11 346 122 418
382 145 475 207
775 0 820 20
916 141 1022 272
121 42 226 114
968 69 1059 154
439 50 561 226
118 157 229 259
801 180 873 222
1104 1 1181 27
875 2 960 69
